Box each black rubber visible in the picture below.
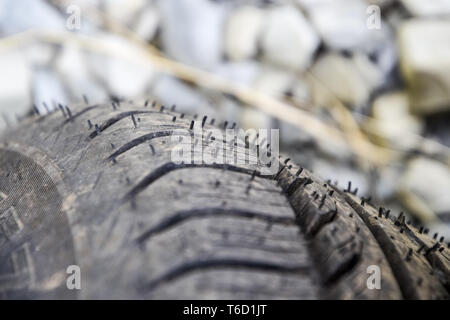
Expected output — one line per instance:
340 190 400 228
0 100 448 299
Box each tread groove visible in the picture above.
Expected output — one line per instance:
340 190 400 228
106 130 176 161
139 259 311 292
135 207 296 245
341 191 450 299
89 110 162 138
275 164 403 299
62 105 99 125
123 162 273 202
8 101 448 299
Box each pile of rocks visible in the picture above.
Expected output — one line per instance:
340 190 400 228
0 0 449 234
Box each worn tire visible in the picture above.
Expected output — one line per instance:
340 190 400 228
0 100 449 299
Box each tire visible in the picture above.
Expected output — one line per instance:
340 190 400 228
0 100 448 299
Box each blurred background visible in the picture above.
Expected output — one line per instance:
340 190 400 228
0 0 449 238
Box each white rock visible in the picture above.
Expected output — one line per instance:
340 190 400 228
400 0 450 17
309 53 383 108
398 20 450 115
132 6 159 42
0 0 65 35
365 0 395 8
366 91 423 150
400 158 450 217
353 53 384 90
104 0 147 26
261 6 319 71
87 36 156 99
241 108 272 131
32 69 69 114
302 0 390 53
213 61 260 86
290 77 311 104
313 159 370 196
374 38 397 76
22 42 56 67
253 66 295 98
151 75 215 116
0 51 31 129
55 45 108 103
279 120 312 146
376 164 402 200
159 0 227 69
215 96 241 128
225 6 265 61
427 223 450 241
98 58 155 99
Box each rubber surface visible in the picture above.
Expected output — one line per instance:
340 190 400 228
0 100 448 299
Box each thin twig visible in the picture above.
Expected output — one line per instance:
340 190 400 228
305 71 393 169
47 0 390 168
0 30 362 160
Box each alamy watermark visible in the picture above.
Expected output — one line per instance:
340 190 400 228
66 4 81 30
367 265 381 290
367 5 381 30
170 124 280 176
66 265 81 290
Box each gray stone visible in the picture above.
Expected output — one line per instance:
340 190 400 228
312 159 370 196
301 0 390 54
151 75 215 116
289 76 311 105
159 0 227 69
213 61 260 86
55 45 109 104
400 0 450 17
398 20 450 115
0 51 31 129
399 157 450 221
87 36 157 99
365 0 395 8
225 6 265 61
365 91 423 151
309 53 383 109
23 42 56 68
32 68 69 114
261 6 319 71
376 164 402 200
241 108 273 131
253 66 295 98
0 0 65 36
131 5 159 42
104 0 147 26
